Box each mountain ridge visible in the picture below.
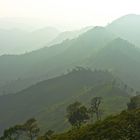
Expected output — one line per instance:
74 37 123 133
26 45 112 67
0 69 130 134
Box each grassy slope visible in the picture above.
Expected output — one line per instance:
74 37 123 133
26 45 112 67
0 69 129 134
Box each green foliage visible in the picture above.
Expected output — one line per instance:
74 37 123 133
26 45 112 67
52 109 140 140
2 100 140 140
66 102 89 128
38 130 54 140
127 95 140 110
0 125 23 140
89 97 102 121
23 118 40 140
0 69 130 133
0 118 39 140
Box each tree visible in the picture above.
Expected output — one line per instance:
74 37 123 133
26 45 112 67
43 130 54 140
66 102 89 128
127 95 140 110
0 118 39 140
37 130 54 140
0 125 23 140
23 118 40 140
89 97 102 121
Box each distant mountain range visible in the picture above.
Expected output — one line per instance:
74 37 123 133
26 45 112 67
48 26 93 46
0 27 60 55
0 18 92 55
1 15 140 94
1 14 140 55
107 14 140 47
0 26 115 94
0 14 140 134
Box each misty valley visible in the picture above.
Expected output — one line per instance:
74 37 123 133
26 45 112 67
1 14 140 140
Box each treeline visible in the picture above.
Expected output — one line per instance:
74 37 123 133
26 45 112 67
68 67 139 96
52 95 140 140
1 95 140 140
66 97 102 129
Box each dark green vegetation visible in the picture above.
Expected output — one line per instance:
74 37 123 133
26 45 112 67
66 101 90 128
1 14 140 138
51 109 140 140
51 97 140 140
89 97 102 121
0 118 40 140
127 95 140 110
0 69 130 134
1 96 140 140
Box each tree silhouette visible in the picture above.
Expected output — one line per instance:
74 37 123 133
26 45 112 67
127 95 140 110
0 125 23 140
23 118 40 140
89 97 102 121
66 101 89 128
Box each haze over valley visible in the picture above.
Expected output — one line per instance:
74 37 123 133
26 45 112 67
1 0 140 139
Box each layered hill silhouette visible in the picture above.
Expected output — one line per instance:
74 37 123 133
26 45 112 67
0 27 115 94
87 38 140 90
48 26 93 46
0 14 140 136
0 69 130 134
107 14 140 47
0 23 92 55
0 27 60 55
1 25 140 94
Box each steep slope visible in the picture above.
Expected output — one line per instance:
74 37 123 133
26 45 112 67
0 27 115 94
52 109 140 140
107 14 140 47
0 69 129 134
87 38 140 90
1 31 140 95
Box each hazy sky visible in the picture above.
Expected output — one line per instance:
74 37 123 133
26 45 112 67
0 0 140 30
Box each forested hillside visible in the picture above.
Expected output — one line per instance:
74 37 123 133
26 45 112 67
51 109 140 140
0 69 130 134
1 13 140 140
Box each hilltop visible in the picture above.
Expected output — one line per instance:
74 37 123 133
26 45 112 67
0 69 130 134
